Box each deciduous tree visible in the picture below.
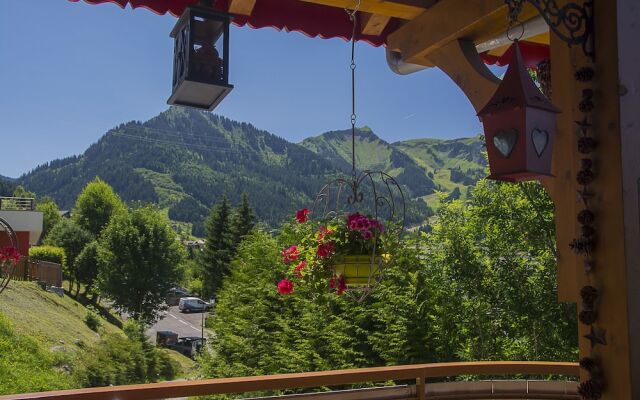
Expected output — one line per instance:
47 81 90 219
97 207 184 323
74 177 124 236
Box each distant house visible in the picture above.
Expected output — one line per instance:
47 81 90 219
0 197 43 256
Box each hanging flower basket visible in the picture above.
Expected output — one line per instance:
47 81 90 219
332 255 382 286
277 171 405 300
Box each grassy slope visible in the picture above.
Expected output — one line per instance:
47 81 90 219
0 281 195 395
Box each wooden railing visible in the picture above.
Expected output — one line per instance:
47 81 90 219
0 197 36 211
10 259 63 288
1 361 579 400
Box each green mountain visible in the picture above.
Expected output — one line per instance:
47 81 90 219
301 127 436 197
18 108 486 235
394 136 487 201
0 175 16 197
301 128 487 206
20 107 336 235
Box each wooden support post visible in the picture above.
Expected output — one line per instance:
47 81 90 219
547 0 637 398
416 375 426 400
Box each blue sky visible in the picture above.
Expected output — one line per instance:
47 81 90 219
0 0 491 178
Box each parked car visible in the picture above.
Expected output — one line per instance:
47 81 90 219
167 287 191 306
167 337 207 358
178 297 212 313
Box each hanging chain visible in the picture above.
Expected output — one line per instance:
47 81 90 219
346 1 360 177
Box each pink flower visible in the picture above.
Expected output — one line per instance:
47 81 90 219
295 208 309 223
317 241 334 258
277 278 294 295
294 261 306 279
281 245 299 264
337 275 347 296
362 230 373 240
0 247 21 263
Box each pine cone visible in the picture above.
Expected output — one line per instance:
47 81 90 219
578 137 597 154
575 66 595 82
579 99 595 113
570 237 595 256
578 209 596 225
580 286 599 304
579 357 597 373
579 309 598 325
578 378 603 399
577 169 595 185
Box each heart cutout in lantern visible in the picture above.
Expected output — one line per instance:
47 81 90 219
531 128 549 157
492 129 518 158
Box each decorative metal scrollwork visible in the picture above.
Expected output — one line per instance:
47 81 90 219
506 0 594 61
0 217 19 295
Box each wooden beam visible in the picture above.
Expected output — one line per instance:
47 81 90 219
387 0 503 62
228 0 256 15
300 0 431 20
361 12 391 36
387 0 539 64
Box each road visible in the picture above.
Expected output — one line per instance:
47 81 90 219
146 306 210 342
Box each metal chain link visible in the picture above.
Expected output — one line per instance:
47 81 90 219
345 0 360 176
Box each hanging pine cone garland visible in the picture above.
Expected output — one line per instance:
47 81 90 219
579 309 598 325
577 169 595 185
578 378 603 400
581 225 596 238
580 285 599 304
578 137 597 154
578 209 596 224
579 357 598 373
575 66 595 82
570 237 595 256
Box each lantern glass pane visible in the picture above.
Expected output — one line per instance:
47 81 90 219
492 129 518 158
191 16 226 84
531 128 549 157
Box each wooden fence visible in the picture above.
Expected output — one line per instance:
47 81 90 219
10 258 63 288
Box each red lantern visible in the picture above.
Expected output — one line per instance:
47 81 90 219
477 41 560 182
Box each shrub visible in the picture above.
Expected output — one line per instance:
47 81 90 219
75 327 180 387
83 307 102 332
28 245 66 266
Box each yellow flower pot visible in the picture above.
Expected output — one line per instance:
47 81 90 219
332 255 382 286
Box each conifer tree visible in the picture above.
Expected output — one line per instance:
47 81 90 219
230 193 256 247
202 195 233 298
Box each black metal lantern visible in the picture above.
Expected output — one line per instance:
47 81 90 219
167 6 233 111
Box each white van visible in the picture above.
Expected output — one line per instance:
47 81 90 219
178 297 212 313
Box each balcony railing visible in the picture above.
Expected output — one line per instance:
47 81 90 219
0 197 36 211
0 361 580 400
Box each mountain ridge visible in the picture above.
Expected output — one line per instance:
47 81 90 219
17 107 486 235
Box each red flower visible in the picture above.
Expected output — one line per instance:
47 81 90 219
281 245 299 264
362 230 373 240
295 208 309 223
294 261 306 279
337 275 347 296
329 275 337 289
0 246 21 263
277 278 294 295
316 241 334 258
